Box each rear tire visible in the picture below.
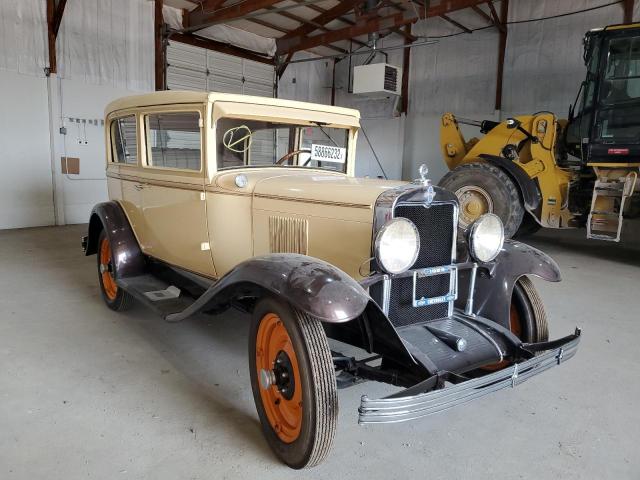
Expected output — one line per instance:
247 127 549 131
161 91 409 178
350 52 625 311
439 162 524 238
249 297 337 469
97 230 134 311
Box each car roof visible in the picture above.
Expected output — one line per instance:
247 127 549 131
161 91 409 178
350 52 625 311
105 91 361 119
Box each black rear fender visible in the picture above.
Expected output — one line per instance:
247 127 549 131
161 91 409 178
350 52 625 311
84 201 146 279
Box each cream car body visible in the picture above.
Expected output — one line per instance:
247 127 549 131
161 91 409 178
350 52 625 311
84 91 581 469
104 91 400 279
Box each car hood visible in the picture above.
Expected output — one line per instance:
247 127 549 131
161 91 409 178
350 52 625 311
252 171 407 209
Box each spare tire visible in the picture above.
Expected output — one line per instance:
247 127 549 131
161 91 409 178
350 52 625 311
439 162 524 238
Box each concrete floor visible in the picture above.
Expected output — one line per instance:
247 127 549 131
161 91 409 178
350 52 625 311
1 224 639 479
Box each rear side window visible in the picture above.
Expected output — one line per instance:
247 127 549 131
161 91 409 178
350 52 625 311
146 112 201 171
111 116 138 164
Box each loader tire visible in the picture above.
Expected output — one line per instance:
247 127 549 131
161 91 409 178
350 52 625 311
439 162 524 238
514 214 542 238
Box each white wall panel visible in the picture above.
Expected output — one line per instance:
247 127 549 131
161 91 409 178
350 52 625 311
0 71 54 229
0 0 153 229
278 52 333 105
50 77 135 224
502 0 623 117
0 0 48 77
57 0 154 92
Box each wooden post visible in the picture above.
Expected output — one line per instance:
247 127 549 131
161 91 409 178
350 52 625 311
155 0 165 91
46 0 69 75
623 0 634 23
47 0 57 74
494 0 508 111
331 60 337 106
400 24 412 115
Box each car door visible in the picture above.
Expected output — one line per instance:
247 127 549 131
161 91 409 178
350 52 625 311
108 114 148 248
139 108 215 278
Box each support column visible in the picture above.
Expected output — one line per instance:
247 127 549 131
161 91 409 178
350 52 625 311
494 0 508 111
155 0 165 91
400 24 412 115
47 0 57 74
623 0 634 23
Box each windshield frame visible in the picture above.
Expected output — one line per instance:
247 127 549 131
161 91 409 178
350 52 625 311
208 101 359 179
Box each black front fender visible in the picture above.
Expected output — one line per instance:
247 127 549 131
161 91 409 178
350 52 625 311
166 254 370 324
85 201 145 279
457 240 561 330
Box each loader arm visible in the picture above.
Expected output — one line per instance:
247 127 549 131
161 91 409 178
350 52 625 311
441 113 474 170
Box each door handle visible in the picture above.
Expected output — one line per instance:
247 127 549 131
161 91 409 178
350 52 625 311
134 183 146 191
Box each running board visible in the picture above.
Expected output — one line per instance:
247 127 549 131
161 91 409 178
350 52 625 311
117 275 197 321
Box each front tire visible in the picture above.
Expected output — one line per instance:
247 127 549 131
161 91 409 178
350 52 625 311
439 162 524 238
249 297 337 469
483 276 548 371
510 276 549 343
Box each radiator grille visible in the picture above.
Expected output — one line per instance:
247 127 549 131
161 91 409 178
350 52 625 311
372 203 455 327
268 216 308 254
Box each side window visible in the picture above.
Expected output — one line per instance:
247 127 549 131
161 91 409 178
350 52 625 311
111 116 138 165
146 112 201 171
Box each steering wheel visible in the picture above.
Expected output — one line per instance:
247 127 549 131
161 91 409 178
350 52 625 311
276 148 311 166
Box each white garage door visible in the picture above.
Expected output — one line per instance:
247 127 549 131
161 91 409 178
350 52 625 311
167 41 274 97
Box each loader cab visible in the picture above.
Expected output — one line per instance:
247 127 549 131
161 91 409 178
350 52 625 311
566 25 640 164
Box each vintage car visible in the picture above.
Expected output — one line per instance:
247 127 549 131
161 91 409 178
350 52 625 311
83 91 580 469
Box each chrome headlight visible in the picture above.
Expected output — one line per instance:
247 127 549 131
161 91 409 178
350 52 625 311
374 218 420 274
468 213 504 262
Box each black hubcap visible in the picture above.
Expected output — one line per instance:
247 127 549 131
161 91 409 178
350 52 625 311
273 350 295 400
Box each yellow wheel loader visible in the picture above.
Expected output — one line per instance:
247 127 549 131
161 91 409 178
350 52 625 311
439 24 640 241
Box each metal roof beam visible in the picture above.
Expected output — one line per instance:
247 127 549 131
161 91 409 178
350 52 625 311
277 0 489 54
440 13 472 33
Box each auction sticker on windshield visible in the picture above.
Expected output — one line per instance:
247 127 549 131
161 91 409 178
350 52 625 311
311 144 346 163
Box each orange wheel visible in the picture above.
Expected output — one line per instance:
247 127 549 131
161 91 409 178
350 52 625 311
249 297 337 469
255 313 303 443
99 235 118 301
509 302 522 338
96 230 133 311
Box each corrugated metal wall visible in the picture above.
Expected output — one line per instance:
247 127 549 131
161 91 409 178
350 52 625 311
166 40 274 97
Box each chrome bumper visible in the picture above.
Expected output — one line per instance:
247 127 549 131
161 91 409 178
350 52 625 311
358 328 581 424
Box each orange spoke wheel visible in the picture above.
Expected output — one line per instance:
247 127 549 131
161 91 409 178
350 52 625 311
249 297 337 469
255 313 303 443
99 235 118 301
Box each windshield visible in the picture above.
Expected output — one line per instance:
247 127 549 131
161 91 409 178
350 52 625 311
600 36 640 106
216 118 350 173
596 35 640 141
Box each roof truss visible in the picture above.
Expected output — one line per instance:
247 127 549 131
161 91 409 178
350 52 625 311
177 0 493 57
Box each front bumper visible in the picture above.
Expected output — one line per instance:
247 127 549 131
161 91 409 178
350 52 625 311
358 328 581 424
